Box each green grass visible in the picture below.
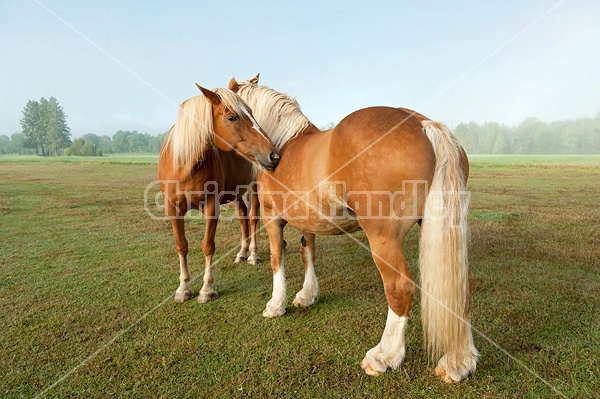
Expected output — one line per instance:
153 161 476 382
1 156 598 398
469 154 600 169
0 153 159 165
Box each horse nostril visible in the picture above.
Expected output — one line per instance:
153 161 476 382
270 152 280 163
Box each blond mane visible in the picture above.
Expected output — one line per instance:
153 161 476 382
237 81 311 150
164 87 251 168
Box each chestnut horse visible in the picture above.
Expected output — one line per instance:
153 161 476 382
237 76 478 383
158 82 278 303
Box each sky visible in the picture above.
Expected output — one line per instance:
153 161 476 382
0 0 599 138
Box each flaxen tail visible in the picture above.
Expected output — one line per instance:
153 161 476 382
419 120 478 381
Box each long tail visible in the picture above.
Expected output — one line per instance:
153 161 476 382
419 120 473 369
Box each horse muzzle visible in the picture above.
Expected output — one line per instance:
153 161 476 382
259 152 280 170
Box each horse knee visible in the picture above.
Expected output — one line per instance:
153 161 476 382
202 239 215 256
176 240 188 257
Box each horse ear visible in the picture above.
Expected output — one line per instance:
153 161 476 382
228 77 240 93
196 84 221 105
249 73 260 84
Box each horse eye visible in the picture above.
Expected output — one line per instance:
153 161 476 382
227 115 237 122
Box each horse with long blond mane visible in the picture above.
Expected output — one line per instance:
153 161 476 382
235 75 478 383
158 81 279 303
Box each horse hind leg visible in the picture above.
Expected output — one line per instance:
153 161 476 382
246 189 261 265
359 228 415 376
293 232 319 308
233 198 250 263
262 218 287 318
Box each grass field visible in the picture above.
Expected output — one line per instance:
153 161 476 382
1 155 599 398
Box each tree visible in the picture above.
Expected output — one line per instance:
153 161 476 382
81 141 97 156
19 97 70 155
493 132 510 154
112 130 132 153
20 100 42 155
0 135 9 154
98 135 113 153
69 138 85 155
45 97 71 154
82 133 100 147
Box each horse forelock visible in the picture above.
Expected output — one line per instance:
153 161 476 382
237 82 311 150
165 88 252 169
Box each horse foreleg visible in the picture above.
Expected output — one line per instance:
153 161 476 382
293 232 319 308
233 198 250 263
247 189 261 265
198 198 219 303
262 218 287 318
170 210 194 302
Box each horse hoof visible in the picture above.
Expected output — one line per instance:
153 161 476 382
247 256 261 265
262 307 285 318
197 291 218 303
292 297 309 308
435 366 457 384
234 255 247 264
174 290 195 302
360 358 382 377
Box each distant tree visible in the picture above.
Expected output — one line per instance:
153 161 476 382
45 97 71 154
20 100 43 155
112 130 132 153
129 131 149 153
98 135 113 153
0 135 9 154
81 141 97 156
69 138 85 155
64 138 99 156
148 131 168 153
82 133 100 148
9 133 34 154
493 132 511 154
19 97 70 155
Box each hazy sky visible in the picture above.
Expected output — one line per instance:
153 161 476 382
1 0 599 138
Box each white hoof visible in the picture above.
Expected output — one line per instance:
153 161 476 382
360 357 383 377
247 255 261 265
292 291 317 308
262 300 286 318
197 290 218 303
174 288 194 302
435 366 458 383
435 351 478 383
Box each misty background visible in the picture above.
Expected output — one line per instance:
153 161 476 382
1 0 599 154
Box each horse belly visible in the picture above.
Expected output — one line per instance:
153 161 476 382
282 191 361 235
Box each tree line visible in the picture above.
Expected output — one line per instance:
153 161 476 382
0 129 169 156
453 113 600 154
2 98 599 155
